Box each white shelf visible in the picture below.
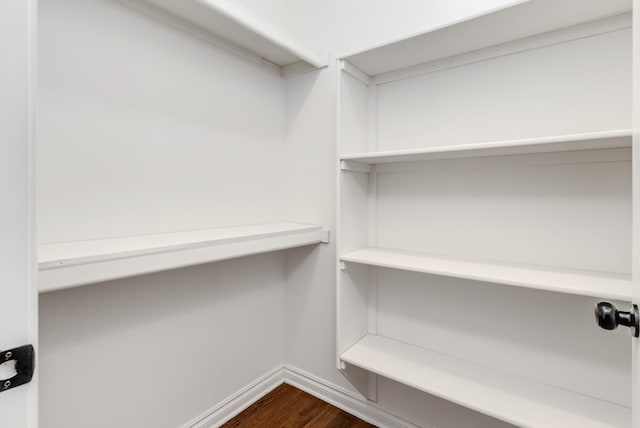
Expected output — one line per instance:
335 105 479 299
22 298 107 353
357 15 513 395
338 0 631 76
340 248 631 301
341 335 630 428
340 130 632 166
39 222 328 293
130 0 326 68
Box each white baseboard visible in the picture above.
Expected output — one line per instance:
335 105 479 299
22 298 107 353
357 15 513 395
181 364 418 428
181 365 285 428
283 365 419 428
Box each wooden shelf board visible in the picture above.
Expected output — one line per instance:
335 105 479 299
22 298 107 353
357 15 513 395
132 0 326 68
340 130 632 165
338 0 631 76
341 335 630 428
39 222 326 292
340 248 631 301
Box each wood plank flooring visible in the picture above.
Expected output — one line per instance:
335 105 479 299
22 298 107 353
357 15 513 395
222 383 377 427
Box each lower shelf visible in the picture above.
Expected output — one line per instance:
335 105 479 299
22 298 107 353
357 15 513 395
340 248 631 301
341 335 630 428
39 222 328 292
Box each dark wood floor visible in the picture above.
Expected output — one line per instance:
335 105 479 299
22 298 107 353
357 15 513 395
222 383 376 427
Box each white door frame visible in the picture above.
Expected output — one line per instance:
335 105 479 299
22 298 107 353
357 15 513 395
0 0 38 427
633 0 640 426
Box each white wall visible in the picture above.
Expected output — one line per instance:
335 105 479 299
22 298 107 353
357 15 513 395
39 254 285 428
234 0 285 29
38 0 287 244
37 0 289 426
283 60 337 377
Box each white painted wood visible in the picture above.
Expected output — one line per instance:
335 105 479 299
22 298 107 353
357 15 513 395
340 60 371 87
339 72 370 155
340 161 372 173
337 261 370 356
336 0 634 423
632 0 640 426
374 147 631 174
0 0 37 426
281 60 322 78
341 335 630 428
39 223 320 268
364 79 379 404
336 65 375 399
134 0 326 68
39 222 325 292
338 168 370 362
337 60 372 390
341 248 631 301
341 130 632 164
320 229 330 244
339 0 631 76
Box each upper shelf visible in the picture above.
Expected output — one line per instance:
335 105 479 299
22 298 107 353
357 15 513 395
338 0 631 76
340 248 631 301
129 0 327 69
340 129 632 166
39 222 329 293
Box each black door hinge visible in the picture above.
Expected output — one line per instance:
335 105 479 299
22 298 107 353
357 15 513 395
0 345 34 392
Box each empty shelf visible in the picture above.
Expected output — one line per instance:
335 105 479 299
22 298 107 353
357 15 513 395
341 335 630 428
340 130 632 166
133 0 326 68
39 222 328 292
339 0 631 76
340 248 631 301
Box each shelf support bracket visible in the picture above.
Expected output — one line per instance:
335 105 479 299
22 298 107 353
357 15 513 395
340 60 372 86
282 60 328 78
340 160 371 173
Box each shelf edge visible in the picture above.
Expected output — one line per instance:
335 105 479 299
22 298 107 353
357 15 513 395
39 224 327 292
340 129 632 164
340 249 632 301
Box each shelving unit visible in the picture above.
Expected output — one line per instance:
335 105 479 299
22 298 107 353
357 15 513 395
337 0 634 425
340 129 632 166
39 222 328 293
126 0 327 73
341 248 632 301
341 335 630 428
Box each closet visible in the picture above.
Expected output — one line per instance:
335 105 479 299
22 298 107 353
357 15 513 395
3 0 639 427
